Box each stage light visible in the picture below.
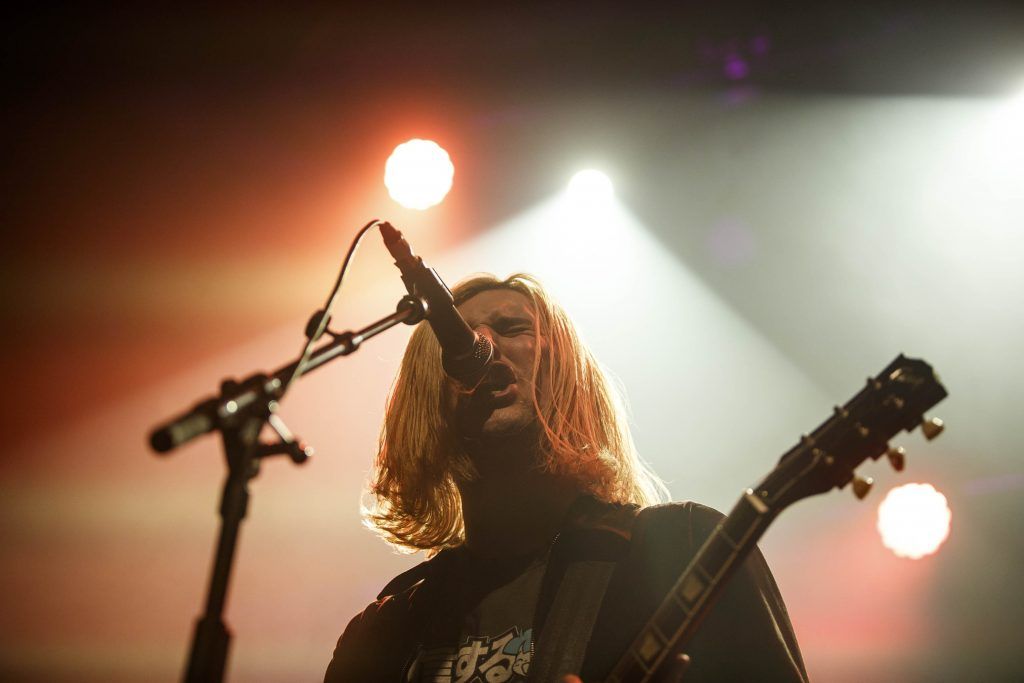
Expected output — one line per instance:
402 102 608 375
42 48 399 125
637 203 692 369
384 139 454 210
877 483 952 559
567 169 614 204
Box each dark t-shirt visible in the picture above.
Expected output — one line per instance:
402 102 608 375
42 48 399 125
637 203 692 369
407 550 548 682
325 499 807 683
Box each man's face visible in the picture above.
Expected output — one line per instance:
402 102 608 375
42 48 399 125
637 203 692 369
449 288 549 442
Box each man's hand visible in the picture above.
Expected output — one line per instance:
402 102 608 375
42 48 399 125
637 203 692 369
560 677 583 683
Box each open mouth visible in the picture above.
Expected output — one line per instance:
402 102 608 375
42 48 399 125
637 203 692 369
476 364 517 400
487 383 517 400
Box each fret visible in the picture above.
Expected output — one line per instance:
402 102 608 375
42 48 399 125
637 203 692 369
677 571 706 604
634 627 665 666
694 529 738 583
653 596 690 639
744 489 770 514
724 491 769 541
718 526 741 550
629 646 654 674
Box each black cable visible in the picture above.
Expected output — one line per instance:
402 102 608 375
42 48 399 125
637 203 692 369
277 218 384 399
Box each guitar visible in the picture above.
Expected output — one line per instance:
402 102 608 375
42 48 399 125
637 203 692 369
604 354 948 683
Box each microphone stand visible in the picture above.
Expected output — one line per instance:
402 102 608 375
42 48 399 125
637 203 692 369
150 294 428 683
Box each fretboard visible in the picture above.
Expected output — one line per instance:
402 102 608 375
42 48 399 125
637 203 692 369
604 492 777 683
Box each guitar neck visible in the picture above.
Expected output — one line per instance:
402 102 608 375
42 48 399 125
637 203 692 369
603 354 948 683
605 493 777 683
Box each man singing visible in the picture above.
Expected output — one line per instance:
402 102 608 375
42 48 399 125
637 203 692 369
325 274 806 682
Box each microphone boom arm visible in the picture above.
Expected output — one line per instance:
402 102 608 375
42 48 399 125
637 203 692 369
149 295 428 454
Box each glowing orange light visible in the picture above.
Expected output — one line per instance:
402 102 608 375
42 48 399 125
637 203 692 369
877 483 952 559
384 139 454 210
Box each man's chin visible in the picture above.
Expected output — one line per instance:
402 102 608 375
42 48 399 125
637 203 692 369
473 406 537 441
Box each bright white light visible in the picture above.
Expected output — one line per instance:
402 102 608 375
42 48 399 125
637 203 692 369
384 139 454 210
567 169 614 204
986 89 1024 153
877 483 952 559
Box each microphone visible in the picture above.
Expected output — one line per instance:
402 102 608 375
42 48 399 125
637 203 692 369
378 222 493 387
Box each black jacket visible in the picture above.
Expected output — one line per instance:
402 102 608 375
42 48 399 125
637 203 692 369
325 499 807 682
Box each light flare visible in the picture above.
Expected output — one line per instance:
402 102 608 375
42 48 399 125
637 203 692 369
384 139 454 210
877 483 952 559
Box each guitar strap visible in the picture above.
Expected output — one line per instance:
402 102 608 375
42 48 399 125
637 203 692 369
528 558 617 683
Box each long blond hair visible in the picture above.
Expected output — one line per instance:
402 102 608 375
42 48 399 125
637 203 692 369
364 273 667 552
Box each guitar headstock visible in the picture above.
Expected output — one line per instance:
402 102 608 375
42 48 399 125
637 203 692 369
754 355 948 513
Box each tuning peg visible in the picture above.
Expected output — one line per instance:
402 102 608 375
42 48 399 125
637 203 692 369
851 474 874 500
886 446 906 472
921 416 945 441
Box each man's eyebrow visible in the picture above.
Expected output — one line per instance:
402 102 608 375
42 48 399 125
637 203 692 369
484 313 535 326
